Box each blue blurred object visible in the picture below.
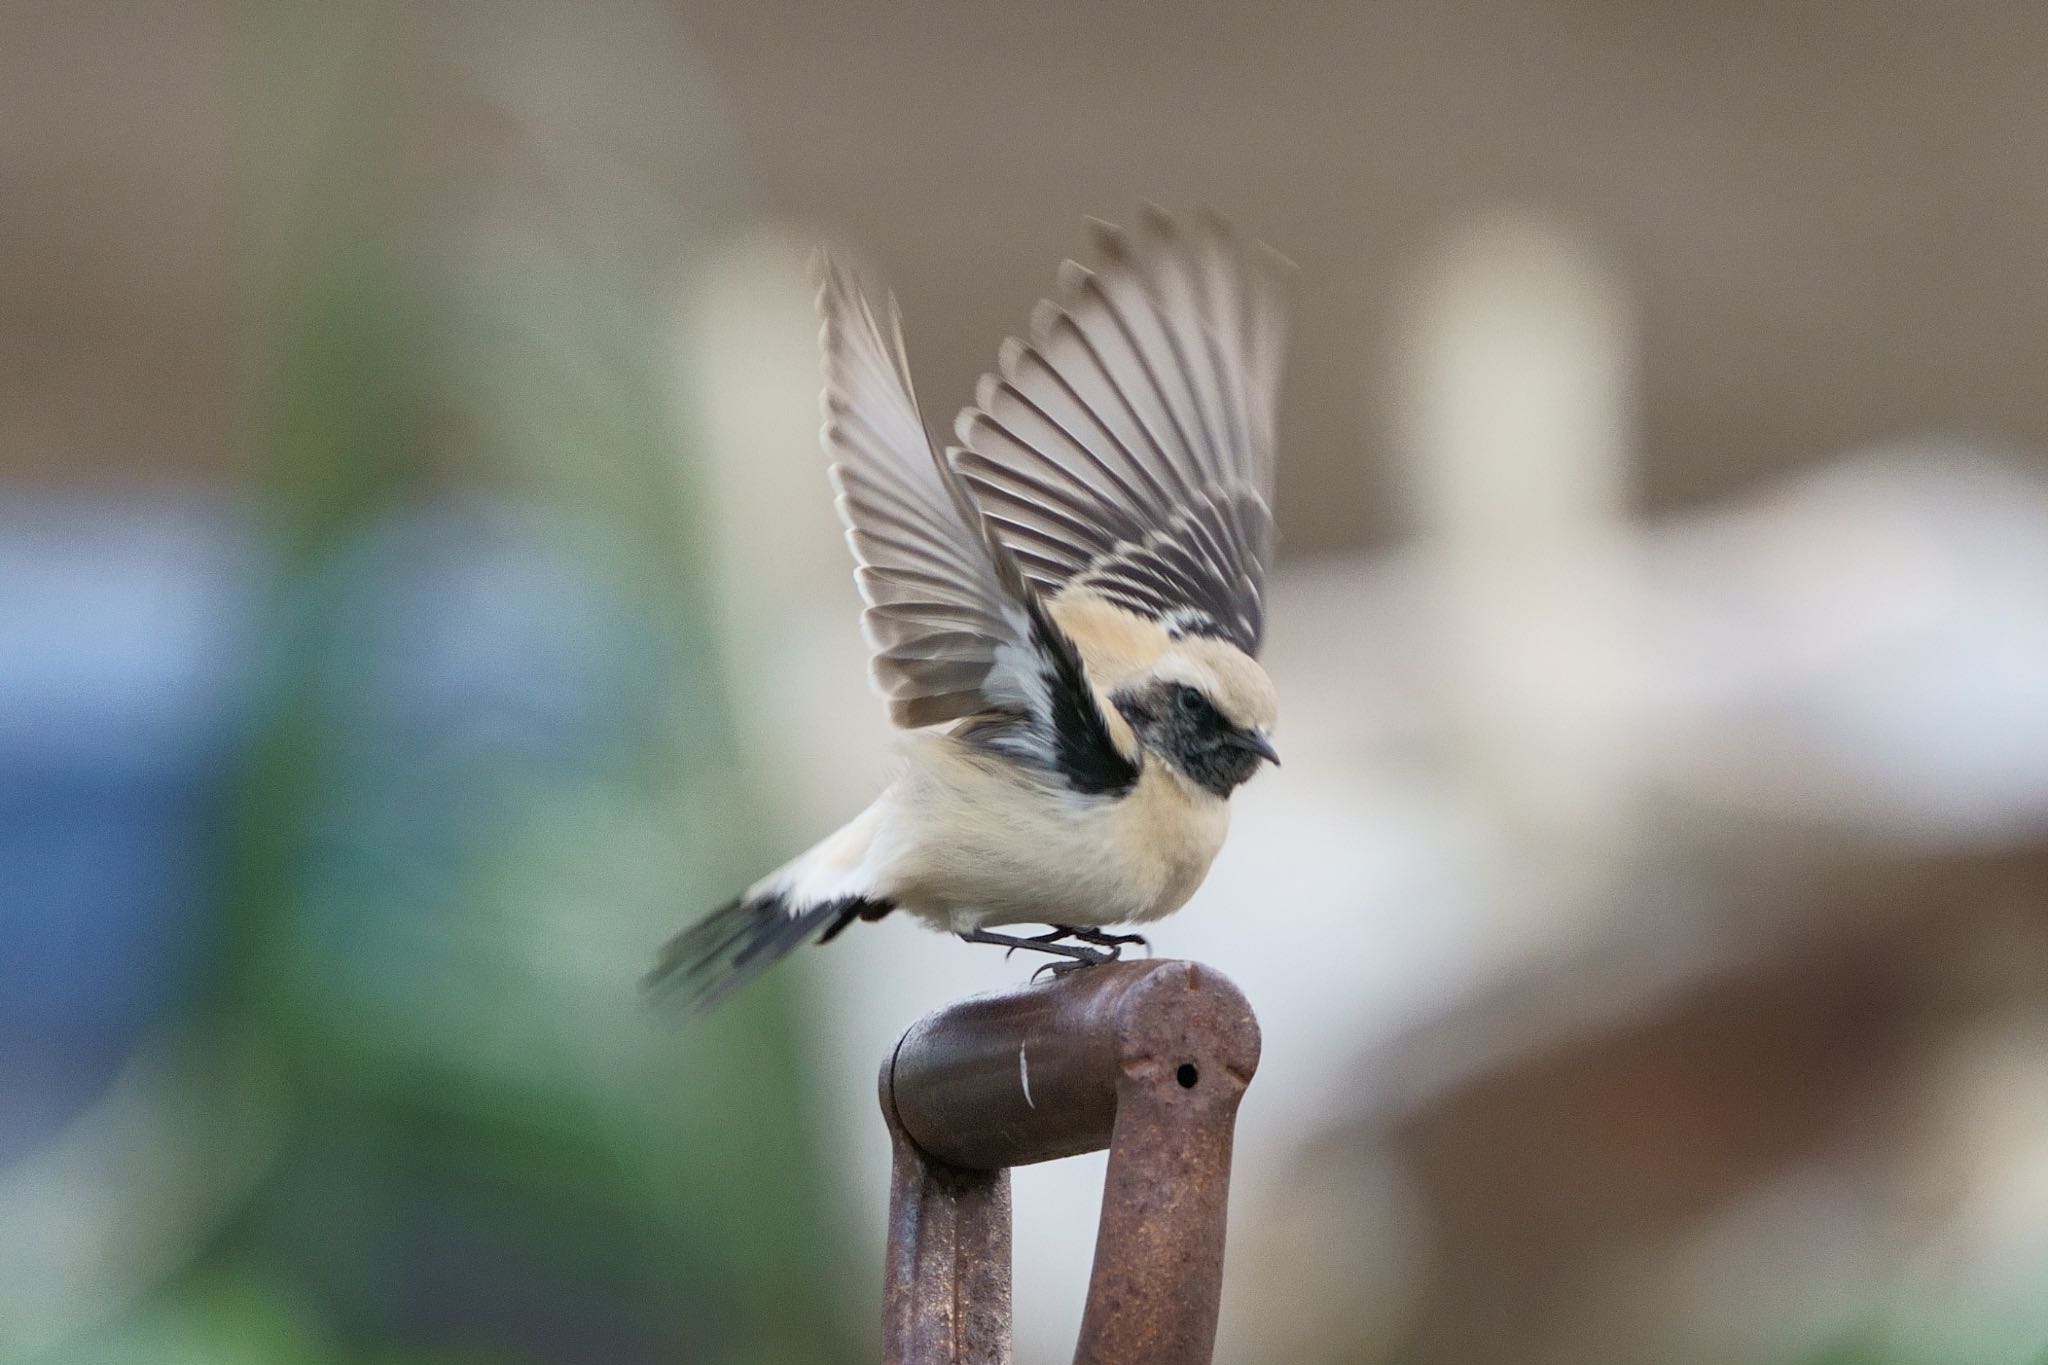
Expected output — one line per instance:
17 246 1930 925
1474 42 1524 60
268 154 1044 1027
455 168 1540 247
0 493 259 1162
274 493 679 1029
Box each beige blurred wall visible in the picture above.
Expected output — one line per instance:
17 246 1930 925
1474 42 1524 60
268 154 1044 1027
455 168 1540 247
678 0 2048 551
0 1 229 485
11 0 2048 555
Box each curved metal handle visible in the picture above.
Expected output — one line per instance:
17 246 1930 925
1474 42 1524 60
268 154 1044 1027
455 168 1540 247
879 959 1261 1365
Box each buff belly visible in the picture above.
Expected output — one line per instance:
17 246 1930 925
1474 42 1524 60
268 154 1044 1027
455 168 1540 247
879 735 1231 933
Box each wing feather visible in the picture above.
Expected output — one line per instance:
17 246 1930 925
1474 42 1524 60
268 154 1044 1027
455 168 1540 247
815 254 1137 794
951 207 1287 655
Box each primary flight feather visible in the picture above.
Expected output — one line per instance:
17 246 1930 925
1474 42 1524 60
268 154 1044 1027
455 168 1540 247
650 206 1288 1010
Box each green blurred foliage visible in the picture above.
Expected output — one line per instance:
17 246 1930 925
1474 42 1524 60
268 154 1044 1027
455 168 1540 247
60 5 872 1362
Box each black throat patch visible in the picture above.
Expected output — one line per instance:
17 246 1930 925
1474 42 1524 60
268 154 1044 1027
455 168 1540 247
1113 681 1266 798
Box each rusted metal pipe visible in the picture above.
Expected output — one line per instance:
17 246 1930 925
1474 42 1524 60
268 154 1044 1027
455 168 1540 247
880 1103 1014 1365
879 958 1261 1365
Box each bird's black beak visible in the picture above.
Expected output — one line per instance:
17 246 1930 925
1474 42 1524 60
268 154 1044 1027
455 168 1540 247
1234 727 1280 767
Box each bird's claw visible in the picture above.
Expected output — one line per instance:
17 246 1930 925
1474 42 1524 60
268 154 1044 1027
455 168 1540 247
1074 928 1150 956
963 926 1141 979
1003 926 1080 961
961 927 1114 970
1029 951 1110 983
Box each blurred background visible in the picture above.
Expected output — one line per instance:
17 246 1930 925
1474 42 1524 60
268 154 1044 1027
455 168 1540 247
6 2 2048 1362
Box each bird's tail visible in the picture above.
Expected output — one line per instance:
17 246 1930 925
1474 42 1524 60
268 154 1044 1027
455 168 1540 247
643 804 894 1013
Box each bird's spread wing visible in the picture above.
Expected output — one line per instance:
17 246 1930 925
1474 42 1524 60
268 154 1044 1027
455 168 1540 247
951 206 1287 656
817 257 1139 794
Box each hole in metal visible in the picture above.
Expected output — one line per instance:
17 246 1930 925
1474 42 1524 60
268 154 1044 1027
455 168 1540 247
1176 1062 1199 1089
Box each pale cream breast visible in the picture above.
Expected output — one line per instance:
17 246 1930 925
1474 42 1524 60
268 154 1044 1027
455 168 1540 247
871 587 1264 932
1103 758 1231 921
880 732 1229 931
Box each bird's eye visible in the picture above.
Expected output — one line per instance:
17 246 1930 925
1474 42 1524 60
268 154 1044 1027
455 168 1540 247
1174 685 1205 716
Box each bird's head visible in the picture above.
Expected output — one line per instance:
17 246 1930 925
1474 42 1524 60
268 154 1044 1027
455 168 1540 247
1110 641 1278 798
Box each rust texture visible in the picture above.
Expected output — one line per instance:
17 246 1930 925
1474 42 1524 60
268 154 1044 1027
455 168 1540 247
879 958 1261 1365
880 1079 1014 1365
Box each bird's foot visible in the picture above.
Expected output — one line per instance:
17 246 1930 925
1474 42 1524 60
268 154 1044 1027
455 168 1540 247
1028 957 1105 983
959 928 1115 970
1059 926 1151 956
998 926 1077 961
985 924 1149 962
1013 924 1151 958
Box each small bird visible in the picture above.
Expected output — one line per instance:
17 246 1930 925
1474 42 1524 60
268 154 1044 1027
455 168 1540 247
650 206 1287 1010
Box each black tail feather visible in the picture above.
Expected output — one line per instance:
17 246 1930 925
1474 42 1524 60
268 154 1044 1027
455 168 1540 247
643 892 894 1013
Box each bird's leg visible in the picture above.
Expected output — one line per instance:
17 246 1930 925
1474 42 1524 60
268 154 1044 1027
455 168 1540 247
958 928 1113 968
996 925 1090 961
1057 925 1151 955
985 924 1149 962
1015 924 1152 958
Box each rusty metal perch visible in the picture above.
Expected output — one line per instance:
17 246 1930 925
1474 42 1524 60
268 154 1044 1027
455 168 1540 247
878 958 1261 1365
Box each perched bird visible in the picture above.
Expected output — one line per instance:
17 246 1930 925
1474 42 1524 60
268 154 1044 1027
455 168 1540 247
650 206 1288 1010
